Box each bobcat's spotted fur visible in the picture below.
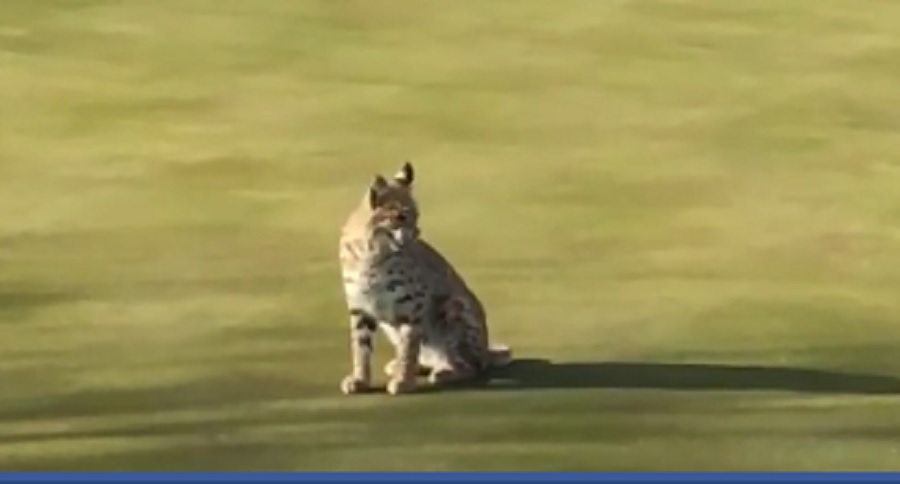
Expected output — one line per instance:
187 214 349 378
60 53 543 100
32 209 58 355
338 162 511 395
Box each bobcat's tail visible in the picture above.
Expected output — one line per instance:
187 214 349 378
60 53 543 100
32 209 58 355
488 344 513 368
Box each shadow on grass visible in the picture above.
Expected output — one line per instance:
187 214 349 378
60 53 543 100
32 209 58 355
0 289 84 319
0 373 309 422
484 359 900 395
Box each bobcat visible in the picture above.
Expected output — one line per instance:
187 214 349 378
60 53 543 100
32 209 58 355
338 162 511 395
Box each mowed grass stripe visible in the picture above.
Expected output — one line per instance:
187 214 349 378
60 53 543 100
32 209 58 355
2 0 900 471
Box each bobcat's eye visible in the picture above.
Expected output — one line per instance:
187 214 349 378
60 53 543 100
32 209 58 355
396 213 407 223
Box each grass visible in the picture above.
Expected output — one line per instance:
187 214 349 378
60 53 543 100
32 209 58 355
2 0 900 471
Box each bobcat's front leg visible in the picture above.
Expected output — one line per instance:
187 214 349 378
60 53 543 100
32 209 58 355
340 309 377 395
384 359 431 378
386 320 422 395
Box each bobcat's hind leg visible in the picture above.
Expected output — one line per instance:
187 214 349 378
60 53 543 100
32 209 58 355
428 356 477 386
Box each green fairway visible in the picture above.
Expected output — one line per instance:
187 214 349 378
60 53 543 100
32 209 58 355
4 0 900 471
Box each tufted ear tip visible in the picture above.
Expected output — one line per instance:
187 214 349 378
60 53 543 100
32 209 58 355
394 161 414 186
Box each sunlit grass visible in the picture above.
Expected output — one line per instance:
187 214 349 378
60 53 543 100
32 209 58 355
2 0 900 471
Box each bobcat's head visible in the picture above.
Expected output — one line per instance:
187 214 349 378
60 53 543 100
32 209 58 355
363 162 420 251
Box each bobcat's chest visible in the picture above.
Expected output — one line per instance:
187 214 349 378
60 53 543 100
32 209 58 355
342 254 422 322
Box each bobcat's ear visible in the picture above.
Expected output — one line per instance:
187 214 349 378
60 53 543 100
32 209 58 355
393 161 414 187
368 175 389 208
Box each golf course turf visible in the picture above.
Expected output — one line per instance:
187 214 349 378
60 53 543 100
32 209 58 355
2 0 900 471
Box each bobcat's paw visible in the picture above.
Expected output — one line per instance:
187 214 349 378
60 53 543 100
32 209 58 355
428 369 457 385
340 376 370 395
386 377 416 395
428 368 474 385
385 359 430 378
